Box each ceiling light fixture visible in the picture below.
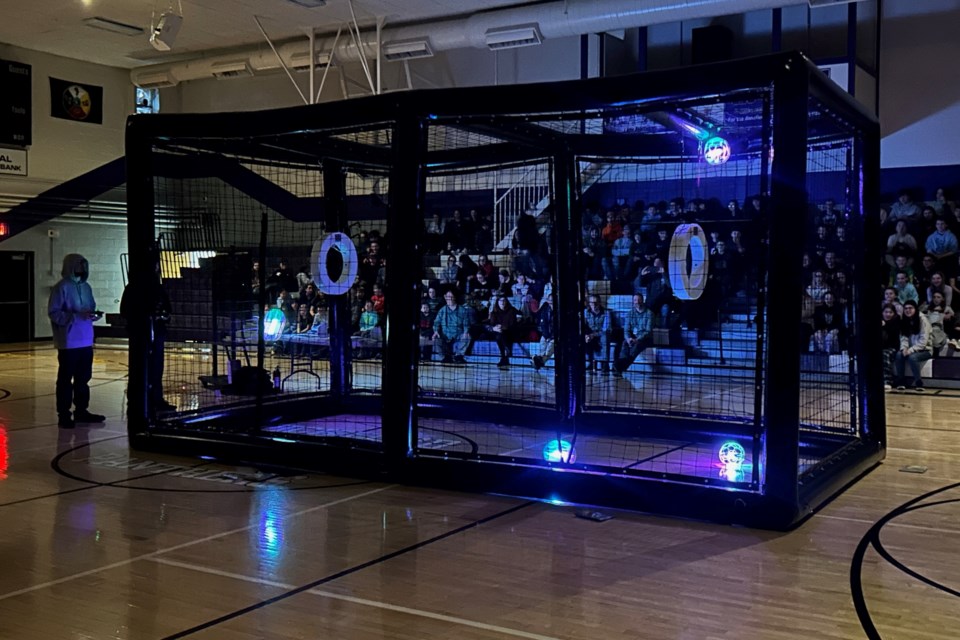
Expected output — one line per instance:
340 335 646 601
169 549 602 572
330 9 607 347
484 24 543 50
83 17 145 36
381 39 434 61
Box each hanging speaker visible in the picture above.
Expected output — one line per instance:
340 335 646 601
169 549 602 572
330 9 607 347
150 12 183 52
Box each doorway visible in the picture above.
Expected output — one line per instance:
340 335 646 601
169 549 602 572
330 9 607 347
0 251 34 343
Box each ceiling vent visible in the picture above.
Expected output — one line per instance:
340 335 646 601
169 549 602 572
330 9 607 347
83 17 145 36
484 24 543 50
134 72 178 89
211 61 254 79
289 51 332 69
381 39 434 61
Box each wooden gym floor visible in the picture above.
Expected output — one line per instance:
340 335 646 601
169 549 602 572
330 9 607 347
0 343 956 639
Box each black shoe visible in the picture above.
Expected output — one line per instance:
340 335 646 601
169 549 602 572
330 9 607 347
453 355 467 365
497 356 509 368
441 356 454 364
74 411 106 423
58 415 75 429
532 356 543 371
155 400 177 412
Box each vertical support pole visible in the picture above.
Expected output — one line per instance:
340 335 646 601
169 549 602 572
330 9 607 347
125 117 156 438
256 211 268 414
383 109 427 467
847 2 857 96
771 8 782 53
579 35 589 80
552 150 582 426
637 26 648 72
855 125 885 448
764 56 808 519
323 160 352 398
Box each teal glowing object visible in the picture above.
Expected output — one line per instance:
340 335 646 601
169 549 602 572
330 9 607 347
703 136 731 165
263 307 287 341
543 439 576 463
718 441 746 467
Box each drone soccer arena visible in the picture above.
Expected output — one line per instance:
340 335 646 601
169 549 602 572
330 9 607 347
125 52 883 529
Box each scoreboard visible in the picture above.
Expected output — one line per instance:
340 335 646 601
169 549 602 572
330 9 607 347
0 59 31 147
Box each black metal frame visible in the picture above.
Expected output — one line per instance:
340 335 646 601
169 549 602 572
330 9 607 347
126 52 883 529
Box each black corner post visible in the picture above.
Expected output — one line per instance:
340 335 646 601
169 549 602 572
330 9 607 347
382 109 427 467
125 116 156 438
856 125 885 447
552 149 583 425
764 56 809 519
323 159 352 398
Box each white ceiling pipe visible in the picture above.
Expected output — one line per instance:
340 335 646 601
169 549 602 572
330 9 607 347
131 0 807 86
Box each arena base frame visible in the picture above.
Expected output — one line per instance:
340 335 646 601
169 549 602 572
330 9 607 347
126 52 884 530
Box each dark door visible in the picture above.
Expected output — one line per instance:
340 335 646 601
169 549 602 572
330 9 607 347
0 251 33 343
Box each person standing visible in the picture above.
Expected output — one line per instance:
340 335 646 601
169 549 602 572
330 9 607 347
49 254 105 428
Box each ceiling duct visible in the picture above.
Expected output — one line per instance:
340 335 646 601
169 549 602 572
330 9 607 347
134 71 178 89
211 60 254 79
382 39 434 60
484 24 542 50
130 0 811 86
289 50 332 69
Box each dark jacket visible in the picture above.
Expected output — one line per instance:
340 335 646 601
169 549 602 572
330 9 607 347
48 254 96 350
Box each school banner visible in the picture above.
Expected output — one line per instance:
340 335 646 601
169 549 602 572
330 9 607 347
49 77 103 124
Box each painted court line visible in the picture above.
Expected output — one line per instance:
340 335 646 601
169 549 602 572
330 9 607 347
151 557 565 640
816 513 960 535
0 484 394 602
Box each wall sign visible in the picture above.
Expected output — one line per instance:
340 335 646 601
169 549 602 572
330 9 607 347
0 59 32 147
0 148 27 176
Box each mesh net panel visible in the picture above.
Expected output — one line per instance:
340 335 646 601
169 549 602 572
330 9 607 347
798 96 863 475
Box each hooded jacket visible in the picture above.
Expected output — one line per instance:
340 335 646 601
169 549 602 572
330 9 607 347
48 254 96 349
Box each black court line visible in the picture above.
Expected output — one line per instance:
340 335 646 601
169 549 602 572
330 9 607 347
0 375 128 403
161 500 536 639
623 441 697 470
850 481 960 640
0 389 11 401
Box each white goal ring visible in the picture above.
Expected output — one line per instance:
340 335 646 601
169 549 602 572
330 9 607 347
316 232 358 296
668 223 709 301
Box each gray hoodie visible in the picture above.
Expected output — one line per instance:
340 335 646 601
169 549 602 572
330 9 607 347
48 254 96 349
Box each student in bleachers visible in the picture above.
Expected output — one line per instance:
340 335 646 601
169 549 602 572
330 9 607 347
638 258 672 327
433 290 471 365
419 302 435 361
889 190 921 224
601 210 622 246
925 218 959 270
880 304 901 391
425 213 443 253
583 226 611 280
930 187 949 216
476 254 496 281
611 225 634 282
468 271 495 301
882 287 904 316
893 271 919 305
424 286 442 315
583 295 612 373
887 255 915 287
885 220 918 267
917 206 938 240
922 291 952 355
613 293 653 376
456 254 479 292
801 292 816 352
475 218 494 255
812 291 844 354
295 303 313 334
443 209 465 251
485 295 520 369
439 254 459 285
893 300 933 391
531 293 555 371
926 271 953 308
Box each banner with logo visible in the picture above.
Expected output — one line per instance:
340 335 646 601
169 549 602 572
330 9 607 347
49 77 103 124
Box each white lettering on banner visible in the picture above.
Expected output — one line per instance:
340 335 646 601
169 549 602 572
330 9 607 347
668 223 709 301
316 232 359 296
0 148 27 176
86 452 304 487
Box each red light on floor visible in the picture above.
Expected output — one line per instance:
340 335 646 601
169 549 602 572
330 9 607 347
0 427 7 480
0 222 9 237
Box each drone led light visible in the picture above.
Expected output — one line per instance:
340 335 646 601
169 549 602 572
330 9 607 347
543 439 576 464
263 307 287 341
703 136 731 165
718 441 746 468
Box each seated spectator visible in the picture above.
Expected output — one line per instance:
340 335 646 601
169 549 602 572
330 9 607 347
726 199 743 219
276 289 296 325
822 251 842 281
887 255 915 287
886 220 918 267
806 270 830 305
532 293 555 371
922 291 953 353
801 292 816 351
443 209 465 251
418 302 435 361
830 224 850 256
893 300 932 390
832 270 852 306
511 272 532 299
611 225 634 280
882 287 904 317
640 203 662 235
812 292 844 353
432 290 471 364
914 254 937 294
601 210 623 245
925 218 959 269
425 213 443 252
927 271 953 308
583 295 612 373
476 254 496 281
818 198 840 229
485 295 520 369
354 301 383 358
456 254 479 292
917 205 938 240
468 271 495 300
497 269 514 297
811 225 831 263
889 190 920 225
475 219 494 256
893 271 919 305
638 258 672 327
424 286 442 315
880 304 901 390
295 304 313 334
801 252 814 287
614 293 653 376
439 254 459 284
583 226 612 280
930 187 949 216
370 284 385 316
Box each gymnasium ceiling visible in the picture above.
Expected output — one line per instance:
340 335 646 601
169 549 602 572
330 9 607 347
0 0 780 70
